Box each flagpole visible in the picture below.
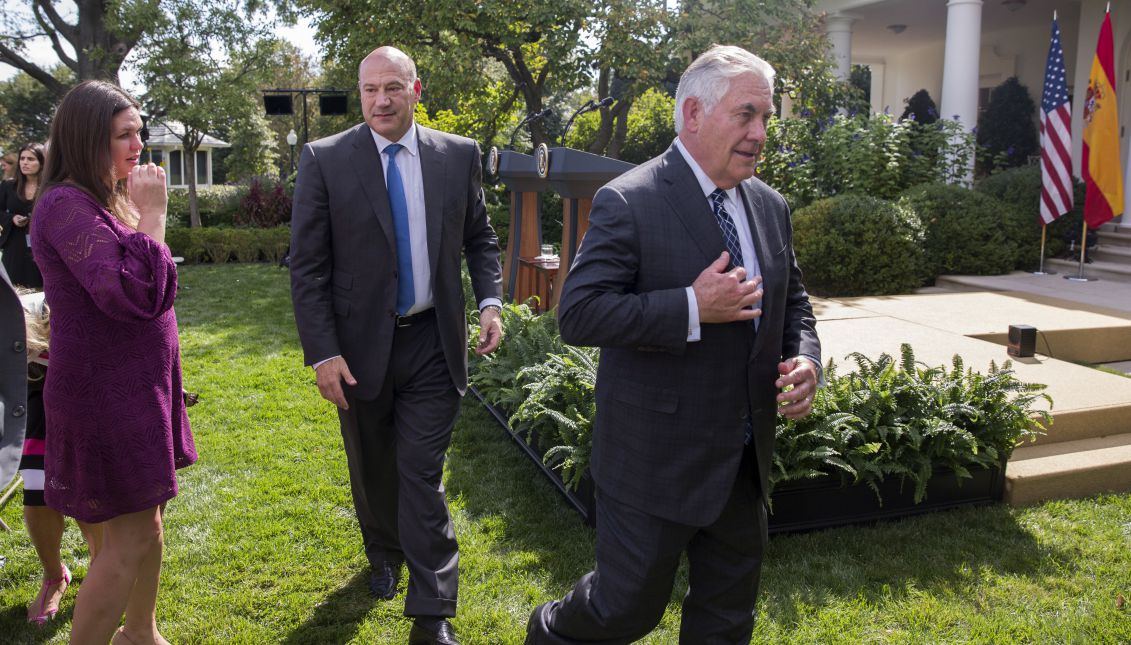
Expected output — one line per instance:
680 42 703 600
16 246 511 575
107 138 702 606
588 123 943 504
1065 218 1095 282
1033 225 1056 275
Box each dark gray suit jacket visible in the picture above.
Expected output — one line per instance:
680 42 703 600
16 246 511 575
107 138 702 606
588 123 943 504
290 123 502 399
558 144 820 527
0 262 27 490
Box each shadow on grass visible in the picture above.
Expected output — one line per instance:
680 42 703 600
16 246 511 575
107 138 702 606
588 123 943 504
758 499 1063 625
445 400 598 592
449 395 1071 627
280 570 375 645
0 602 71 644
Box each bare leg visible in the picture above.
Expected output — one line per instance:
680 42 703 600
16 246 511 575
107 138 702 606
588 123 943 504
23 505 67 622
69 506 164 645
77 521 104 563
116 523 168 645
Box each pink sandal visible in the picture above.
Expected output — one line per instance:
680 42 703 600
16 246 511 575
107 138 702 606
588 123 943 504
28 563 71 625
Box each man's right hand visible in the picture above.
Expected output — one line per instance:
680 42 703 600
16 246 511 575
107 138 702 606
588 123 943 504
692 252 762 324
315 356 357 409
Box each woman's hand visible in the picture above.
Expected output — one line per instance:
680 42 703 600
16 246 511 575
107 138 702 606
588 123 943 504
128 163 168 243
12 214 28 228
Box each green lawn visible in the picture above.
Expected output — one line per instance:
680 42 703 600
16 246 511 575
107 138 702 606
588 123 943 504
1 263 1128 643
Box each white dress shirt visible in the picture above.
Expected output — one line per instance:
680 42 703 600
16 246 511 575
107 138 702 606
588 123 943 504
311 124 501 372
674 138 761 341
372 126 433 315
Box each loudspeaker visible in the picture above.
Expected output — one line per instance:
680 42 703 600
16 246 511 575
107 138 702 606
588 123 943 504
319 94 348 115
263 95 294 115
1007 324 1036 358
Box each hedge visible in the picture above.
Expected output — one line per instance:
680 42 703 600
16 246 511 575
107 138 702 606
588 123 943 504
165 226 290 264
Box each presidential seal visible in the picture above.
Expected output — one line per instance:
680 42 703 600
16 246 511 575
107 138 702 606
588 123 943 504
536 142 551 179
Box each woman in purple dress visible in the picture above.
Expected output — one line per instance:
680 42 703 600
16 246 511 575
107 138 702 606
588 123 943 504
31 80 194 645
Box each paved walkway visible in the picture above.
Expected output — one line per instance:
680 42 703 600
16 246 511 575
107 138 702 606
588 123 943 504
934 271 1131 314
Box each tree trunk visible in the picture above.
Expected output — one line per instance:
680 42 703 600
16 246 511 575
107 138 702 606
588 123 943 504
185 142 201 228
587 69 613 155
607 98 633 160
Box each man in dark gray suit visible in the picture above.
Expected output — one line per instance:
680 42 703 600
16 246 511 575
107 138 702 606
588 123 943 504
290 46 503 645
526 45 821 643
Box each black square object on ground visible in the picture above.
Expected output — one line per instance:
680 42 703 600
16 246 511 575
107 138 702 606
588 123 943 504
1007 324 1036 358
264 95 294 115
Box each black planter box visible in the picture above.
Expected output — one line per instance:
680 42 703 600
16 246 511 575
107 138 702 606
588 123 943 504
766 463 1005 534
473 389 1006 534
472 389 597 525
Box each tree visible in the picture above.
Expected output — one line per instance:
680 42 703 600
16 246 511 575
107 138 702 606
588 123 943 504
224 109 280 182
0 0 161 96
0 65 72 150
900 89 938 124
976 76 1038 174
298 0 593 147
138 0 277 226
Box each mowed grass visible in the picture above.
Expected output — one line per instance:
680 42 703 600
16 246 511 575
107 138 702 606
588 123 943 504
0 263 1127 644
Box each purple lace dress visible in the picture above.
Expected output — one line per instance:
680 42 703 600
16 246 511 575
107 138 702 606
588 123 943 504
30 185 195 523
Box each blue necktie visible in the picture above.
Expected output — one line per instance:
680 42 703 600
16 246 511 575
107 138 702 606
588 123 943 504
385 143 414 315
709 188 745 270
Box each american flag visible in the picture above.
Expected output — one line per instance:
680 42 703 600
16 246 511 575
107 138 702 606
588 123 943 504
1039 17 1073 224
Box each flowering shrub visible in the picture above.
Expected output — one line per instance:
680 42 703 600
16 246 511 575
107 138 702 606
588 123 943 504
758 114 976 209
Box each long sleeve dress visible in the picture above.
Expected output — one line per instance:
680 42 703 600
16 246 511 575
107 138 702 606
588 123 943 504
30 185 195 523
0 180 44 288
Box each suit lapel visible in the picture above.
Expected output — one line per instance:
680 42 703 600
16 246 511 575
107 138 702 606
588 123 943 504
416 125 444 278
660 147 724 265
737 182 772 356
349 125 395 250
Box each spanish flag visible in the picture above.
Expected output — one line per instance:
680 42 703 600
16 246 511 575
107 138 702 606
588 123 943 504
1082 8 1124 229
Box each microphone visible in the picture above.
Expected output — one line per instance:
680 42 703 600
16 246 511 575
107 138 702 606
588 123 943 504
507 108 554 150
561 97 614 145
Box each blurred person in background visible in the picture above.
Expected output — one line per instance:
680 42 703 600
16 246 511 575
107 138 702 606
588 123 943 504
0 143 47 287
17 288 103 625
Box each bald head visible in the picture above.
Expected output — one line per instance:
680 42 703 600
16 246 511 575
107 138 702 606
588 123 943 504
359 46 417 84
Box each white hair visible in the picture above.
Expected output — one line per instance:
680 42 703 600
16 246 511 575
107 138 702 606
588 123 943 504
674 45 776 133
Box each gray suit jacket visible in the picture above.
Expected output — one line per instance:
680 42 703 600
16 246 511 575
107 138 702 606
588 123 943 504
0 262 27 490
558 144 820 527
290 123 502 399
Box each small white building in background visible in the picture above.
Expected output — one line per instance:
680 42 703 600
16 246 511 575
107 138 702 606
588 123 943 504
143 120 230 188
816 0 1129 218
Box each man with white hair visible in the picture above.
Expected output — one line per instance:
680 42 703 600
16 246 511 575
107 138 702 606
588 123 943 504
525 45 821 643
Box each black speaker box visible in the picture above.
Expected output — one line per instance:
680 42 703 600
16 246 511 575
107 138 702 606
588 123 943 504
263 95 294 115
1007 324 1036 358
319 94 348 115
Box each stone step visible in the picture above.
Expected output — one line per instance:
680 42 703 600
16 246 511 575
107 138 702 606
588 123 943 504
1045 257 1131 282
1093 244 1131 264
1005 432 1131 505
1096 229 1131 248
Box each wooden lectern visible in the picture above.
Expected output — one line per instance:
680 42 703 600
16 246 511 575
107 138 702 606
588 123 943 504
491 149 549 309
537 145 635 309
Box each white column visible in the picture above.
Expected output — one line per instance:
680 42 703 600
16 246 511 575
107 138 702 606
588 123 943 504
1124 134 1130 223
825 14 856 81
940 0 983 184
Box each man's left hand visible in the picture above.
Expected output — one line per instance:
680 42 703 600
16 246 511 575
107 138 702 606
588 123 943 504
775 356 819 420
476 306 503 355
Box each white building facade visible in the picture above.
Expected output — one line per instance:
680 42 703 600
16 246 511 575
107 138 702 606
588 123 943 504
816 0 1129 217
142 120 230 188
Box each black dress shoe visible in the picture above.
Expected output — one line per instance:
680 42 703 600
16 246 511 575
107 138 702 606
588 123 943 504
408 618 460 645
368 561 401 600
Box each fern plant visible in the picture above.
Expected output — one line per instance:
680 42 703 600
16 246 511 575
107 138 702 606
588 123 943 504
773 344 1051 504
